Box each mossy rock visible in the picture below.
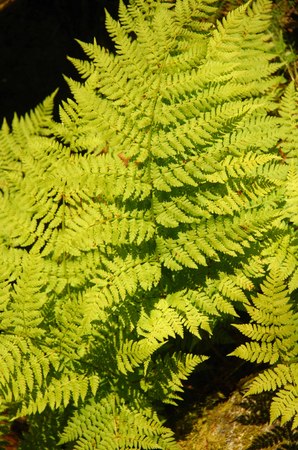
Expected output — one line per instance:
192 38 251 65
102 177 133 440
176 380 297 450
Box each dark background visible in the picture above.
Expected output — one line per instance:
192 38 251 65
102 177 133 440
0 0 120 123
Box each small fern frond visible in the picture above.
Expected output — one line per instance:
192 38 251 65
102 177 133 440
0 335 55 404
116 339 163 375
165 290 212 336
270 382 298 428
231 341 282 364
230 271 298 428
262 233 298 288
59 395 179 450
141 352 207 405
0 254 47 338
231 272 297 364
247 364 297 394
137 298 185 342
18 372 100 417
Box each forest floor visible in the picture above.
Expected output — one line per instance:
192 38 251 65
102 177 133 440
174 380 296 449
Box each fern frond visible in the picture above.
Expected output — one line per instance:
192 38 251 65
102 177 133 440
116 339 163 375
262 233 298 286
230 272 298 428
231 273 297 362
231 341 282 364
137 298 185 342
0 254 47 338
59 395 179 450
270 382 298 428
0 335 56 404
1 0 297 446
141 352 207 404
18 372 100 416
284 164 298 226
247 364 297 394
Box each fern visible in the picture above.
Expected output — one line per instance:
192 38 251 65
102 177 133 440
0 0 297 447
247 424 298 450
59 395 179 450
230 272 298 429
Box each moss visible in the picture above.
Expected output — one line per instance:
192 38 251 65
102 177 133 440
176 382 296 450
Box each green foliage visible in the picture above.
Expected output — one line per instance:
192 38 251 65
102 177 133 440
230 81 298 433
59 395 179 450
231 272 298 429
0 0 297 447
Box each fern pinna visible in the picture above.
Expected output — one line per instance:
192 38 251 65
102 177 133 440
231 271 298 429
0 0 297 447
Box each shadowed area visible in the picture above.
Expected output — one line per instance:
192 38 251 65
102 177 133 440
0 0 120 123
